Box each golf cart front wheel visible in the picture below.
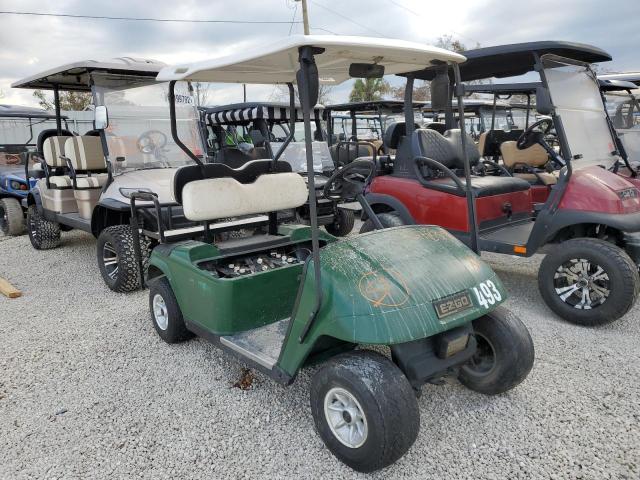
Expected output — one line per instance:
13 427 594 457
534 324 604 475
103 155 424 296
324 208 355 236
0 198 25 236
26 205 60 249
359 211 405 233
148 277 193 343
97 225 149 293
310 350 419 472
538 238 640 326
459 306 534 395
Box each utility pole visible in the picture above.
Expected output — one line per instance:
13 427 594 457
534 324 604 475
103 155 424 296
296 0 310 35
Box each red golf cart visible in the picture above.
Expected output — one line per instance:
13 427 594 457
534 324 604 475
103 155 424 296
364 41 640 326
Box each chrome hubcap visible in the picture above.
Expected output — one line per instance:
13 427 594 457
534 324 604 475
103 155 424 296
554 258 610 309
324 387 368 448
152 294 168 330
102 242 119 280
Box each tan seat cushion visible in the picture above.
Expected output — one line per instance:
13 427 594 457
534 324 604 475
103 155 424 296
500 141 549 168
515 172 557 186
477 132 487 156
75 174 108 189
43 136 73 167
65 136 107 171
49 175 72 188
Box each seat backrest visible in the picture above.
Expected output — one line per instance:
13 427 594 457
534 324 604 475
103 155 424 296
182 172 308 222
444 129 481 168
330 143 373 165
216 147 254 169
37 128 73 155
413 129 458 168
500 141 549 168
173 159 292 204
483 129 524 157
65 136 107 171
383 121 406 150
42 136 72 167
425 122 447 134
478 132 487 156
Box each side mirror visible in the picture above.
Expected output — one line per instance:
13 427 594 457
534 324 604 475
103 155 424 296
430 67 450 111
349 63 385 79
94 105 109 130
536 87 553 115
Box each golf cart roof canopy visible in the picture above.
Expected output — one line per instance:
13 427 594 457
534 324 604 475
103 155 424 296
12 57 166 91
409 41 611 81
157 35 466 85
324 100 426 113
423 98 513 112
598 72 640 86
598 79 639 92
203 102 323 124
0 104 66 119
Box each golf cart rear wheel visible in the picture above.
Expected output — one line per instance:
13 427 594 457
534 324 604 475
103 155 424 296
310 350 419 473
459 306 534 395
0 198 24 236
538 238 640 326
325 208 355 236
97 225 149 293
148 277 193 343
27 205 60 249
359 212 405 233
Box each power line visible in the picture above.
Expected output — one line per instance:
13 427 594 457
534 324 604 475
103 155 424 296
0 10 303 24
309 1 387 38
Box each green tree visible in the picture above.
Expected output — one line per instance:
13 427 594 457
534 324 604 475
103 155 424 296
33 90 93 111
349 78 391 102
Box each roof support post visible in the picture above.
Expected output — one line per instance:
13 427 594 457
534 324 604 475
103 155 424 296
53 86 62 134
453 63 479 253
404 74 415 134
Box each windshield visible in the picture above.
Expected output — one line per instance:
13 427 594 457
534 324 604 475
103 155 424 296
272 141 334 173
479 106 514 131
604 91 640 161
93 73 202 174
0 117 61 149
544 60 620 170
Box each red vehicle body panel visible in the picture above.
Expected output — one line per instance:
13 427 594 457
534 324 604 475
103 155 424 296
369 176 532 233
559 166 640 214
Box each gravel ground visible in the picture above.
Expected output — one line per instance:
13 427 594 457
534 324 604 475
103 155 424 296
0 227 639 479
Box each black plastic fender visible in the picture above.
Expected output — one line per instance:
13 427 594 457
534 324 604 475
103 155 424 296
362 193 416 225
27 188 44 214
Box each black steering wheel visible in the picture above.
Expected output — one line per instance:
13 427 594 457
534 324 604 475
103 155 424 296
517 118 554 150
137 130 168 154
323 160 375 201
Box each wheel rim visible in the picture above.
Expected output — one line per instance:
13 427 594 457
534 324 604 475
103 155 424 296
466 332 496 377
553 258 610 309
323 387 368 449
102 241 119 281
152 294 169 330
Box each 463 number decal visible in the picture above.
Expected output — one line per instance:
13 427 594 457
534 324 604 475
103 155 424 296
473 280 502 309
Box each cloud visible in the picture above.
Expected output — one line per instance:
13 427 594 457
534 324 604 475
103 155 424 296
1 0 637 106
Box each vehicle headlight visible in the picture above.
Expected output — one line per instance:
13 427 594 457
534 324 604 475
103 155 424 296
618 188 639 200
10 180 28 191
119 187 153 199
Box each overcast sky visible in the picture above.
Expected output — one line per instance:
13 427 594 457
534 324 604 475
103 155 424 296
0 0 638 107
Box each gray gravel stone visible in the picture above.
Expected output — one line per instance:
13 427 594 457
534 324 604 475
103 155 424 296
0 229 638 479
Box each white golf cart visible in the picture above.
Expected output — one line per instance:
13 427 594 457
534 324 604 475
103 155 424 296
12 58 262 291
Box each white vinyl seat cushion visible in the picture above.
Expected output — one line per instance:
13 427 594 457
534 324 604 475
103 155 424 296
182 172 308 222
65 136 107 171
49 175 73 188
75 174 109 189
43 136 73 167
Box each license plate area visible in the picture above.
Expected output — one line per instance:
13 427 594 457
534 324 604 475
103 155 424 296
433 291 473 319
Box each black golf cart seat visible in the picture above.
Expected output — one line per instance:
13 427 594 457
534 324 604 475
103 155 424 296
411 126 531 197
477 129 524 158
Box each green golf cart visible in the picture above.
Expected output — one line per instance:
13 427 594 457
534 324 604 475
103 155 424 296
145 35 534 472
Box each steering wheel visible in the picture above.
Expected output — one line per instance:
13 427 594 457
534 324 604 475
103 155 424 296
137 130 168 154
323 160 375 201
517 118 554 150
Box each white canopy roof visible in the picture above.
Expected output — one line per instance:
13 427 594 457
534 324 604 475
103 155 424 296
157 35 466 85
